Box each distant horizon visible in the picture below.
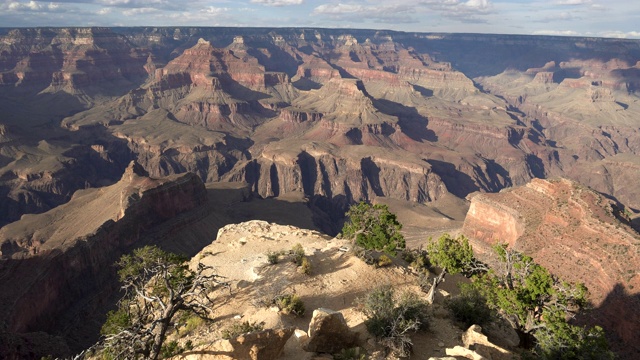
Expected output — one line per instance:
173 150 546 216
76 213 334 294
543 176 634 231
1 0 638 39
2 26 640 42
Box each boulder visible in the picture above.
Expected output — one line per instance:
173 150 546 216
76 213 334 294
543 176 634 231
445 346 486 360
461 325 514 360
184 327 294 360
304 308 358 353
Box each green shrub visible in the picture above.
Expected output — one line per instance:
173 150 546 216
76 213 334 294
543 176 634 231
417 272 432 292
100 308 131 336
334 347 367 360
342 202 405 256
401 248 429 271
184 340 193 351
291 244 305 266
275 294 305 317
160 340 183 358
299 256 312 275
266 251 280 265
401 249 415 263
376 254 393 268
534 324 615 360
221 321 265 340
182 315 204 336
359 286 429 357
445 284 493 329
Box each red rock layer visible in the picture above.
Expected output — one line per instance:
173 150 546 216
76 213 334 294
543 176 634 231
463 178 640 354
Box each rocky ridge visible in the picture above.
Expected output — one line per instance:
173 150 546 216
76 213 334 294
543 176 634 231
4 28 638 226
0 162 208 357
462 178 640 356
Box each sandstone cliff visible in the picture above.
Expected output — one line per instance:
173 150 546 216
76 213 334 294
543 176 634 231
462 178 640 356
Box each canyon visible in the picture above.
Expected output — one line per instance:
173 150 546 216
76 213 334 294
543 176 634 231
0 27 639 358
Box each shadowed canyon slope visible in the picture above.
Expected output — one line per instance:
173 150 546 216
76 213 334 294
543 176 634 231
1 27 640 358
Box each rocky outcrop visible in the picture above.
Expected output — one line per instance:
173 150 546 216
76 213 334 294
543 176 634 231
226 145 448 204
0 28 147 92
0 136 133 227
444 325 515 360
461 325 513 360
184 327 294 360
462 178 640 354
304 308 358 353
0 163 208 357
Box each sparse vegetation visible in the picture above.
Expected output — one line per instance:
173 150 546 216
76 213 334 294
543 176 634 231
427 233 480 277
359 286 429 357
299 256 312 275
342 201 405 256
444 284 493 329
159 340 184 358
402 247 430 273
221 321 265 340
376 254 393 268
334 346 367 360
423 234 486 301
274 294 305 317
266 251 280 264
291 243 305 265
93 246 228 360
181 315 204 336
471 244 613 357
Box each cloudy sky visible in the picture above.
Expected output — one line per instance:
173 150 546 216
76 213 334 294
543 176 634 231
1 0 638 39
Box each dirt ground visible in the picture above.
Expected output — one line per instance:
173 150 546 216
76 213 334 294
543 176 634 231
182 220 473 359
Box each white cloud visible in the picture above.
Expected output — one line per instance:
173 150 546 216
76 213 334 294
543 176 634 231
313 3 364 14
532 29 579 36
6 1 70 12
8 1 44 11
419 0 493 23
250 0 303 6
203 6 229 15
553 0 591 5
312 3 417 24
122 6 159 16
465 0 490 11
535 11 578 22
599 31 640 39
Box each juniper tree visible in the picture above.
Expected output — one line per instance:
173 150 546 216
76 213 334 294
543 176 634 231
83 246 228 360
341 201 405 256
472 244 613 358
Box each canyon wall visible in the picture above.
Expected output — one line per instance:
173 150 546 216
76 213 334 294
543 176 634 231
0 163 208 357
462 178 640 357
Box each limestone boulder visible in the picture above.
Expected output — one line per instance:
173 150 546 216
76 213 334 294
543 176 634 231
446 345 486 360
304 308 358 353
184 327 294 360
462 325 514 360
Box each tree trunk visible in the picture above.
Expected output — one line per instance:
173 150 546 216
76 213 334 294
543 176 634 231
149 306 175 360
426 267 447 304
516 329 536 349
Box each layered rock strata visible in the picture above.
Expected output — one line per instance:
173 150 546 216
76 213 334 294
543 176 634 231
463 178 640 356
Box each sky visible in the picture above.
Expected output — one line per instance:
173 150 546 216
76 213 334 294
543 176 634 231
1 0 639 39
